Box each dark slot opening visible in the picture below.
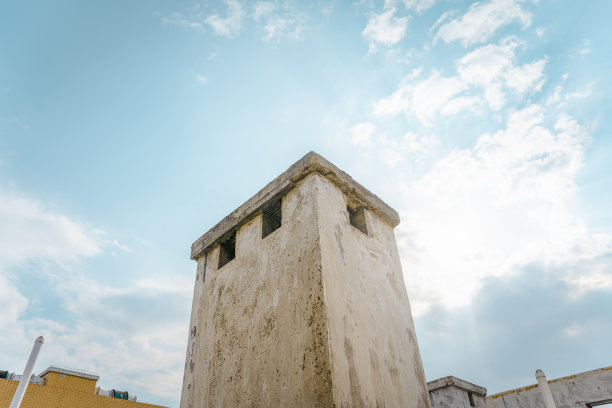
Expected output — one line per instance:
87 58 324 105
218 231 236 269
348 206 368 235
468 391 475 407
262 197 282 239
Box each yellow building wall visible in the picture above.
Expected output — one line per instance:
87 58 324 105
41 371 96 394
0 376 166 408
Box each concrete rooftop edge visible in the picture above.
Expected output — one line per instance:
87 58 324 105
487 365 612 399
39 366 100 381
190 151 400 260
427 376 487 396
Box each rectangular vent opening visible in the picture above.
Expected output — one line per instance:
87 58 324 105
348 206 368 235
218 231 236 269
262 197 282 239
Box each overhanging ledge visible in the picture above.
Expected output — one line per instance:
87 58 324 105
190 151 400 260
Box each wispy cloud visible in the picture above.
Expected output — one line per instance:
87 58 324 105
579 38 592 55
457 36 546 109
394 105 609 315
385 0 437 13
349 122 377 146
161 12 205 30
164 0 308 43
371 36 547 123
162 0 244 37
0 187 102 266
362 8 410 52
205 0 244 37
196 74 208 84
253 1 307 42
0 183 189 405
372 69 468 123
434 0 533 46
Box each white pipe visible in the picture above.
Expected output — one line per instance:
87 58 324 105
535 369 557 408
9 336 44 408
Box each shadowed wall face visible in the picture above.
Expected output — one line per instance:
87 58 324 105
181 175 334 408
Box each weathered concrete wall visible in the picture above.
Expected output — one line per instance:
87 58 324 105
429 385 486 408
179 249 207 408
180 165 430 407
487 367 612 408
427 376 487 408
315 175 431 408
180 175 333 407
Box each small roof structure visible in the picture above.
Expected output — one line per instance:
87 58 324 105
427 376 487 396
39 366 100 381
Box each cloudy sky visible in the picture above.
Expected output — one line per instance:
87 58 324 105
1 0 611 406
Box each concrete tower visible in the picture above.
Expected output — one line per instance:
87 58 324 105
180 152 430 408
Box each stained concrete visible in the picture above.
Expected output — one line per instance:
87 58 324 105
181 175 332 407
487 367 612 408
190 151 400 260
316 175 430 407
427 376 487 408
180 154 429 407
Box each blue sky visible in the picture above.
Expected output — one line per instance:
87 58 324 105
1 0 611 406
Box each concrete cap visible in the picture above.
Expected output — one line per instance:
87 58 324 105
535 369 546 379
191 151 400 260
39 366 99 381
427 376 487 396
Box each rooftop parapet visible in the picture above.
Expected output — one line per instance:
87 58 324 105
427 376 488 396
191 151 400 260
39 366 99 381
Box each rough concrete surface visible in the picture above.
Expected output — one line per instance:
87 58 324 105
180 168 430 407
181 175 333 407
316 174 430 407
487 367 612 408
190 151 400 260
427 377 487 408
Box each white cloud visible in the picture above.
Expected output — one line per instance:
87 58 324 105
0 184 191 405
0 185 102 382
505 58 547 93
161 12 205 30
371 69 469 124
36 274 193 400
253 1 276 20
349 122 376 146
389 105 611 316
196 74 208 84
385 0 437 13
380 131 438 166
345 121 438 168
439 95 482 115
457 36 547 108
0 272 28 328
362 8 409 52
205 0 244 37
435 0 532 46
372 37 547 122
0 187 102 266
579 39 591 55
165 0 308 43
457 37 519 86
253 2 307 42
162 0 308 43
546 81 592 109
